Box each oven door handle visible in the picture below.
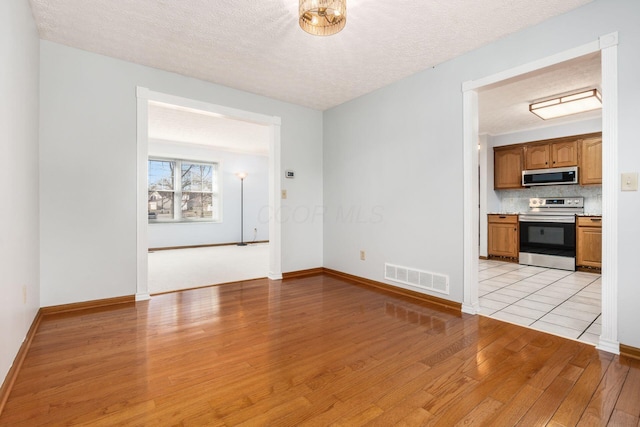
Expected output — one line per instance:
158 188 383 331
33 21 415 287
519 215 576 223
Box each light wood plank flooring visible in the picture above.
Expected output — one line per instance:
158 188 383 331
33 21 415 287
1 274 639 426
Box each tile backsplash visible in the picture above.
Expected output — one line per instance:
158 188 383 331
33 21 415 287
499 185 602 214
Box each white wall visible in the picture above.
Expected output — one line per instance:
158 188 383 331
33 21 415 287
39 41 323 307
490 118 602 148
323 0 640 348
324 70 466 301
0 0 40 387
478 134 492 257
148 139 269 248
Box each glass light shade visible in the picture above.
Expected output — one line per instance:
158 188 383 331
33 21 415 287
299 0 346 36
236 172 248 179
530 89 602 120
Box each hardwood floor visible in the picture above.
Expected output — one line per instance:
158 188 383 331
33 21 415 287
2 274 639 426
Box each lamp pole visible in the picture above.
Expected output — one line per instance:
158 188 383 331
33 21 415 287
236 172 248 246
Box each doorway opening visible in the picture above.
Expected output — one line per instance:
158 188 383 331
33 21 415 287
462 33 619 354
136 88 283 299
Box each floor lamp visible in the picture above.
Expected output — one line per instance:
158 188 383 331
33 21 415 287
236 172 248 246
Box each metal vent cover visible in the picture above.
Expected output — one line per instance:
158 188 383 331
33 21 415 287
384 263 450 295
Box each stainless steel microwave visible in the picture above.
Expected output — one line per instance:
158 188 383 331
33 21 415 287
522 166 578 186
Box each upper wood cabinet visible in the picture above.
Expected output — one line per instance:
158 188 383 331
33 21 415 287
494 146 523 189
579 136 603 185
552 140 579 167
493 132 601 190
524 139 578 170
524 143 550 169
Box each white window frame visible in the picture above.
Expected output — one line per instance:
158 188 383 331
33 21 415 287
148 157 220 223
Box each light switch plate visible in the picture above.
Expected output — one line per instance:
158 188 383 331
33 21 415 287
281 189 287 199
621 172 638 191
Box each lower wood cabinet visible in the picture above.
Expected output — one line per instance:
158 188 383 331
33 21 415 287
488 214 519 259
576 216 602 269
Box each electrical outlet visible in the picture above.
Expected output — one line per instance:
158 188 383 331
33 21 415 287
281 189 287 199
360 250 366 261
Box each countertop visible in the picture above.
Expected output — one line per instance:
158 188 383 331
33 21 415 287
487 212 520 215
488 212 602 216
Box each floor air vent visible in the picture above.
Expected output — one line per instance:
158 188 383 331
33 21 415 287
384 263 450 295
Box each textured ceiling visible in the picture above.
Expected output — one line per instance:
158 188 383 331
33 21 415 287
479 52 602 135
148 102 270 156
29 0 594 111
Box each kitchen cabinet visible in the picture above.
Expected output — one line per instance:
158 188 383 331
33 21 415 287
524 143 549 170
579 136 603 185
488 214 519 259
552 140 579 167
576 216 602 269
524 139 578 170
494 146 523 189
493 133 600 190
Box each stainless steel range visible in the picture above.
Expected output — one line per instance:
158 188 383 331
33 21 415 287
519 197 584 271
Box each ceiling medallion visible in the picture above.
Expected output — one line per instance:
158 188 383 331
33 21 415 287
299 0 346 36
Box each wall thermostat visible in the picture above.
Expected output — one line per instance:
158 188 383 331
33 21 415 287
285 170 295 179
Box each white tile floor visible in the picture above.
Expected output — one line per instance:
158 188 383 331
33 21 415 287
478 259 601 345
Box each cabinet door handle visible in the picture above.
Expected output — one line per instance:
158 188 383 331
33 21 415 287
499 215 506 218
590 218 602 222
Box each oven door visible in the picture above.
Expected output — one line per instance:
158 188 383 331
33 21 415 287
519 216 576 270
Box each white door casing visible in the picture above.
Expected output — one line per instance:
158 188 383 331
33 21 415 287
462 33 619 354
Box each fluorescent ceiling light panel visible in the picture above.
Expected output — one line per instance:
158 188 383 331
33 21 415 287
530 89 602 120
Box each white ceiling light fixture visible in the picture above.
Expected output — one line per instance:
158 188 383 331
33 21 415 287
299 0 346 36
529 88 602 120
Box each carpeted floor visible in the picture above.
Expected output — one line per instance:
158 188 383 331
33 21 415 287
148 243 269 294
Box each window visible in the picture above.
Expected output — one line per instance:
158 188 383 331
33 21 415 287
148 158 219 222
